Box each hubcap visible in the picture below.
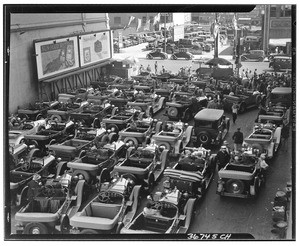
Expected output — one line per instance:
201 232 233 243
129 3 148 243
200 135 208 142
32 227 40 234
231 183 241 193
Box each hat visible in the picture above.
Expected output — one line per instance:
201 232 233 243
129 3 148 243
237 128 241 130
221 146 227 149
33 174 41 181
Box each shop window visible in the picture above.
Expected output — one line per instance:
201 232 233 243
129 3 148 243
150 16 154 24
114 17 121 25
142 16 146 24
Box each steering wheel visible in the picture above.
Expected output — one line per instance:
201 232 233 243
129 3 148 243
42 185 55 197
21 161 31 171
98 191 110 203
153 202 163 211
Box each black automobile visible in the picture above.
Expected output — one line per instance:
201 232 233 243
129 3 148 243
146 48 168 60
170 48 193 60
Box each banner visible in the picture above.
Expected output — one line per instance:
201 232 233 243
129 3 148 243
124 16 135 30
136 18 142 31
232 14 237 30
35 36 79 80
153 13 160 25
78 31 112 67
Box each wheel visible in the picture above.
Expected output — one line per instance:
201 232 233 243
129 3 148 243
241 56 246 62
122 173 137 185
252 143 263 153
123 137 139 148
167 107 178 117
158 142 171 150
73 170 91 183
197 132 211 145
172 55 178 60
21 161 31 171
35 114 44 120
23 222 49 234
239 103 246 114
108 132 118 143
80 229 99 234
107 124 119 133
50 114 62 122
258 57 264 62
225 179 245 194
146 54 153 59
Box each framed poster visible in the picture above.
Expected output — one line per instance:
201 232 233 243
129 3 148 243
34 36 80 80
78 30 112 67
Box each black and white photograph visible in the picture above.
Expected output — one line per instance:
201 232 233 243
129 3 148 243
3 3 296 242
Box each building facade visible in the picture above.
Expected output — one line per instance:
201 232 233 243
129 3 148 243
8 13 110 114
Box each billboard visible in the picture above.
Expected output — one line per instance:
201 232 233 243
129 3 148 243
173 25 184 42
34 36 80 80
78 30 112 67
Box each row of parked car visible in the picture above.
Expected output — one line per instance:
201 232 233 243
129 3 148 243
8 70 291 235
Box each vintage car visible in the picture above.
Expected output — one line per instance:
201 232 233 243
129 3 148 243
154 80 176 101
10 149 57 207
113 144 169 191
66 140 127 184
120 187 196 234
152 121 194 155
216 152 266 198
165 92 208 122
240 50 265 62
269 55 292 72
203 43 212 52
118 117 161 147
69 176 141 234
257 112 289 128
223 90 263 113
8 118 50 146
243 122 281 159
47 99 89 123
193 108 230 146
17 101 60 121
164 146 216 199
127 92 165 117
14 173 86 234
146 48 168 60
9 143 29 171
101 109 141 134
47 127 107 162
269 87 292 108
69 101 112 127
170 48 193 60
24 120 75 154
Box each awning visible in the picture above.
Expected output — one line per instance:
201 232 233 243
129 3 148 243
269 38 291 47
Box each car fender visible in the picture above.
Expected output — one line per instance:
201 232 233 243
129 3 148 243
157 97 166 110
174 140 183 154
274 127 282 146
183 126 194 146
267 142 275 158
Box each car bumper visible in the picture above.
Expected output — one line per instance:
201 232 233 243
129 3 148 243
216 191 251 198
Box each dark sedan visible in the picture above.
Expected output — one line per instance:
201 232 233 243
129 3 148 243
146 48 168 60
170 48 193 60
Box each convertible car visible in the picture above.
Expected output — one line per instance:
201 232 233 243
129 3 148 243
243 122 281 159
69 176 141 234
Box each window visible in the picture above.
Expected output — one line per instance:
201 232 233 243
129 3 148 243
142 16 147 24
270 5 277 17
150 16 154 24
281 5 292 17
114 17 121 25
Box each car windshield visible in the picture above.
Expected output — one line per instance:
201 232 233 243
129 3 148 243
194 120 214 128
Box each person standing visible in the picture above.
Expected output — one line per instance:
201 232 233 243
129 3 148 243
231 103 239 124
146 64 151 72
162 65 166 73
281 125 290 152
216 145 231 171
232 128 244 152
154 61 158 74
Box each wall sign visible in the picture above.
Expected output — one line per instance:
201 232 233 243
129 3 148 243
78 31 112 67
34 36 80 80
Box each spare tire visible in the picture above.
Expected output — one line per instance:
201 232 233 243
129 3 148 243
198 132 211 145
168 107 178 117
225 179 245 194
24 222 49 234
73 170 91 183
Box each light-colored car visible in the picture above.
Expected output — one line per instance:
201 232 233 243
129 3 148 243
241 50 265 62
